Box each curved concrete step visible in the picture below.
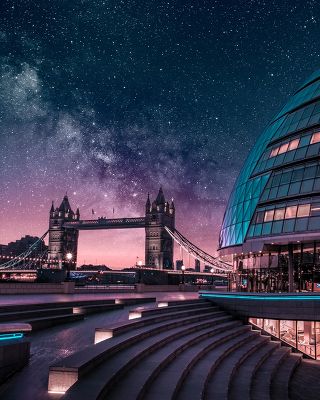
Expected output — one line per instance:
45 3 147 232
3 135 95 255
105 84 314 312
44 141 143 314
290 359 320 400
270 352 302 400
105 321 247 400
228 341 280 400
173 331 257 400
95 305 220 343
251 346 291 400
202 334 271 400
49 308 224 394
61 313 236 400
27 313 84 331
129 301 211 319
138 324 251 400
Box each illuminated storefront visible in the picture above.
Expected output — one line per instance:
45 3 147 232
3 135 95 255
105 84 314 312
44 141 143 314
249 317 320 359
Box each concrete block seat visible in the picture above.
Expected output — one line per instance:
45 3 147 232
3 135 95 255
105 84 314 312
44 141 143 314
0 323 31 384
0 306 76 322
48 302 221 394
128 300 210 319
52 309 230 398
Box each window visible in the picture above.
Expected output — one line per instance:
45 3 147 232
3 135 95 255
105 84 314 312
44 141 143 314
278 142 289 154
264 210 274 222
311 132 320 144
311 203 320 216
297 204 311 218
255 211 264 224
288 138 299 150
274 208 285 220
270 147 279 158
285 205 298 219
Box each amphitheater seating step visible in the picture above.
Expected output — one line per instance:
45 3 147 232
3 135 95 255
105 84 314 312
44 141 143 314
290 359 320 400
270 352 302 400
251 346 291 400
46 299 320 400
49 303 220 394
228 340 280 400
26 313 85 331
60 309 232 399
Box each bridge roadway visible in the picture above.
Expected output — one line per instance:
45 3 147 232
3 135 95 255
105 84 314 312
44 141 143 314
63 217 146 230
0 292 198 400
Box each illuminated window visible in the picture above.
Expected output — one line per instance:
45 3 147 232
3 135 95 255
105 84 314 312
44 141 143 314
264 209 274 222
297 204 311 218
288 138 300 150
285 205 298 219
311 203 320 216
311 132 320 144
270 147 279 158
255 211 264 224
278 142 289 154
274 208 285 220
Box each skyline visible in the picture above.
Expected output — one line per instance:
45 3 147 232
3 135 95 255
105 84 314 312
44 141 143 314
2 1 320 267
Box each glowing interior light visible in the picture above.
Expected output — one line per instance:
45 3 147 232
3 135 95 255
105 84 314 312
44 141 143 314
129 311 142 320
94 330 113 344
157 302 168 307
115 299 123 304
72 307 83 314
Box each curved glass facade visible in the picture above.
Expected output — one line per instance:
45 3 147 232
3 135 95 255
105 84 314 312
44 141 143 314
219 70 320 250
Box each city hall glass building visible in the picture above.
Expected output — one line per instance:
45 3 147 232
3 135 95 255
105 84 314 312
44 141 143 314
219 69 320 292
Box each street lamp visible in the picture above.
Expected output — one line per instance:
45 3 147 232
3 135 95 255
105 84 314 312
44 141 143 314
181 265 186 285
210 267 214 286
65 252 73 281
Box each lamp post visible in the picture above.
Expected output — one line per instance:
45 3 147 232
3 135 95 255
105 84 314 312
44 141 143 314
210 267 214 287
181 265 185 285
65 252 73 281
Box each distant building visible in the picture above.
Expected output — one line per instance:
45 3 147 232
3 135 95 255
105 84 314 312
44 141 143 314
5 235 47 257
78 264 111 271
195 259 200 272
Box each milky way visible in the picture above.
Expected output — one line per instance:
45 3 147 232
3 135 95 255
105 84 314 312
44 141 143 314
1 1 320 267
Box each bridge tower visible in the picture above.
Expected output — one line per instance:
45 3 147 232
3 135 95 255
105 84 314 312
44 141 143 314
48 195 79 269
145 187 175 269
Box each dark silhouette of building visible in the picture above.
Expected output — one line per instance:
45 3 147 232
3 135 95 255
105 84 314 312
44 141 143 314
195 259 200 272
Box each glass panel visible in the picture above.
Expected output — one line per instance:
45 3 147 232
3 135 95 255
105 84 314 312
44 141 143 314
308 217 320 231
295 218 308 231
274 208 285 220
281 171 292 184
285 205 298 219
301 179 314 193
311 132 320 144
297 204 311 217
264 319 279 337
292 168 304 182
255 211 264 223
283 219 295 232
288 182 301 195
288 138 299 150
264 210 274 222
280 320 297 346
272 220 283 234
277 184 289 197
270 147 279 158
262 222 272 235
278 142 289 154
311 203 320 216
316 322 320 360
297 321 315 358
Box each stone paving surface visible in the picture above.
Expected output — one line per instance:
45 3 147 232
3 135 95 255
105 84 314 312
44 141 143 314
0 292 197 400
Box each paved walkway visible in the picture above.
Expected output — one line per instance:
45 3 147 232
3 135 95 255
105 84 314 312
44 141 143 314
0 292 197 400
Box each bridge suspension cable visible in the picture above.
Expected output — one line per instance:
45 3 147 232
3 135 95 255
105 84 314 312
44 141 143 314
0 231 49 270
164 227 232 272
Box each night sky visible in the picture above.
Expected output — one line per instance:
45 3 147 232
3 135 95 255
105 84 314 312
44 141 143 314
1 0 320 267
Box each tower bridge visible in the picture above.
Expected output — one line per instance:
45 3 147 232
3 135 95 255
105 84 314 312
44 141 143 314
0 188 232 273
48 187 175 270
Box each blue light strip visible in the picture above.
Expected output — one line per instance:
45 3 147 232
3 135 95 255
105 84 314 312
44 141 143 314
0 333 24 341
200 293 320 301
